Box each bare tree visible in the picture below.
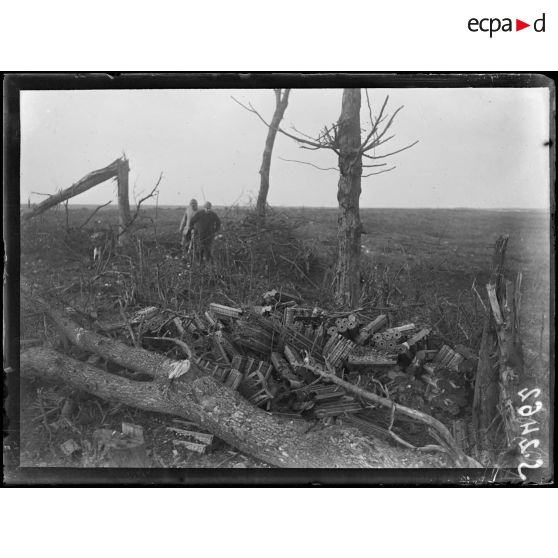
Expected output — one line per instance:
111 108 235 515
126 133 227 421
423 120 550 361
233 89 290 220
233 89 417 308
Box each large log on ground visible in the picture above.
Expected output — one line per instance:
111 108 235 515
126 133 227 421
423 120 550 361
21 347 451 468
21 284 187 380
22 158 124 221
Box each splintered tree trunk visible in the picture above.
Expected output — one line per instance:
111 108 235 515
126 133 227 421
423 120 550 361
472 235 527 465
256 89 290 220
117 158 132 246
335 88 363 308
22 158 123 221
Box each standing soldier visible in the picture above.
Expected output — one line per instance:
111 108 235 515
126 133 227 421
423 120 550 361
188 201 221 263
178 198 199 252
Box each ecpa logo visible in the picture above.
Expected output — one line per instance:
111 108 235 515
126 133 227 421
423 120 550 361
468 13 546 37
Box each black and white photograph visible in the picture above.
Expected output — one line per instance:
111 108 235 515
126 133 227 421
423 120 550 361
4 74 554 483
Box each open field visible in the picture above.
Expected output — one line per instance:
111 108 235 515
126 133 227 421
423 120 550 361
18 205 552 471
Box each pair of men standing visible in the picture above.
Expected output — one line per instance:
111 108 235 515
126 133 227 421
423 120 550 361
179 198 221 262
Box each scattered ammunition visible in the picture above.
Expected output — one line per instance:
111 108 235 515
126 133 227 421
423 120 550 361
192 312 207 331
322 334 338 355
131 306 159 324
195 358 231 382
375 339 387 350
209 303 243 319
327 335 355 367
406 328 431 347
347 352 397 366
284 306 312 326
347 314 359 330
392 330 402 340
212 334 231 364
270 352 304 388
284 307 295 326
447 352 464 372
249 390 272 407
122 422 144 440
311 391 345 403
313 324 325 348
264 289 302 305
385 323 415 334
336 318 348 333
231 355 248 372
432 344 463 371
355 315 388 345
173 439 206 454
204 311 217 327
454 344 478 361
383 331 394 341
233 335 270 354
372 333 383 343
224 369 243 390
216 330 239 357
167 428 214 446
284 345 305 374
314 401 362 418
327 326 338 336
386 341 397 352
172 317 185 336
303 384 344 396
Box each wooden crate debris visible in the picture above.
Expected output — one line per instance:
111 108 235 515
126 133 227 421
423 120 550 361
209 303 243 319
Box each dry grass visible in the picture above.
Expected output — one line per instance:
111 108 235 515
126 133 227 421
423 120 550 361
19 203 551 468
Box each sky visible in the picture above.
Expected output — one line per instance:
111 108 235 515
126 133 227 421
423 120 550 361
20 87 551 209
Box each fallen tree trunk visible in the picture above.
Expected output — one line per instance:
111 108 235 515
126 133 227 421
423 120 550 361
21 346 451 468
21 284 186 380
22 158 124 221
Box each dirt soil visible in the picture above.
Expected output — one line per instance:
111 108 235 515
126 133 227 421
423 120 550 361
17 205 551 470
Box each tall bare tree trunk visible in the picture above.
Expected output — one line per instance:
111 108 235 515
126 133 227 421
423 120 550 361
117 158 131 246
255 89 290 220
335 89 363 308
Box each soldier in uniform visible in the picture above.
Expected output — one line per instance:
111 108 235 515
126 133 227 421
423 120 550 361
178 198 199 252
188 201 221 263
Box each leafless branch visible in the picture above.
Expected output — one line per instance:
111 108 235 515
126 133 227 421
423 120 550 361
363 140 419 160
362 162 388 168
77 200 112 230
279 157 338 172
362 105 405 152
361 95 390 150
362 166 396 178
231 95 337 152
31 191 54 197
117 172 163 238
